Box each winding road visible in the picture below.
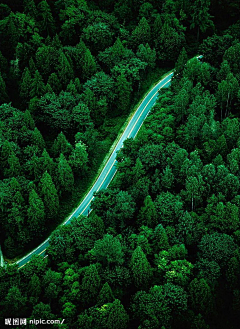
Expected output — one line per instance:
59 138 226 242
16 71 174 269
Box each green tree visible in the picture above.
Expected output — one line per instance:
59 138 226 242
106 299 129 329
27 189 45 234
90 234 124 267
5 152 21 178
0 72 8 104
83 22 113 53
23 0 37 19
174 47 188 80
130 246 152 289
40 171 59 219
97 282 115 306
217 73 239 120
138 195 157 228
185 175 205 211
47 72 62 93
32 127 45 150
62 302 76 323
30 70 45 98
57 153 74 193
131 17 151 48
189 278 213 315
216 60 231 81
115 72 132 115
190 0 214 41
19 67 32 104
42 269 62 301
161 165 174 190
69 140 88 174
81 264 101 305
198 233 236 267
3 286 27 317
82 48 97 79
27 273 41 304
37 0 55 36
57 52 74 87
155 192 183 226
136 43 156 68
52 131 73 158
40 149 55 175
226 257 240 290
153 224 170 253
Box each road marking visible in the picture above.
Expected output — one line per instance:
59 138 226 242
18 261 30 270
39 249 46 256
15 72 174 269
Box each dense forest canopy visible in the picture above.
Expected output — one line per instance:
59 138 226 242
0 0 240 328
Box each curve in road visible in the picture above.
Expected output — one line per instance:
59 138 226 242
16 71 174 270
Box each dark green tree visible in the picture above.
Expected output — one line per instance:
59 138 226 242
115 72 132 115
130 246 152 289
37 0 56 36
90 234 124 267
97 282 115 306
0 72 8 104
57 153 74 193
131 17 151 48
40 171 59 219
106 299 129 329
30 70 45 98
81 264 101 305
27 189 45 234
137 195 157 228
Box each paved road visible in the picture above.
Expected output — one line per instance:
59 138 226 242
16 71 174 269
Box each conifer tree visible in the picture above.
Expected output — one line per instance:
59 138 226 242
97 282 115 306
153 224 170 252
81 264 101 305
131 17 151 48
57 153 74 193
51 131 73 158
138 195 157 228
23 0 38 19
45 83 53 93
27 189 45 234
74 77 81 93
40 171 59 219
57 52 74 87
41 149 55 175
189 278 213 315
106 299 129 329
32 127 45 150
0 72 8 104
3 286 27 317
30 70 45 98
115 72 132 115
69 141 88 174
29 57 36 75
5 153 21 178
66 80 77 95
47 72 62 94
130 246 152 289
28 273 41 302
82 48 97 79
23 110 35 130
37 0 56 36
174 47 188 80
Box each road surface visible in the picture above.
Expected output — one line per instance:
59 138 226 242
16 71 174 269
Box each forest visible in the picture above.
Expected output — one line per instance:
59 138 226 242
0 0 240 328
